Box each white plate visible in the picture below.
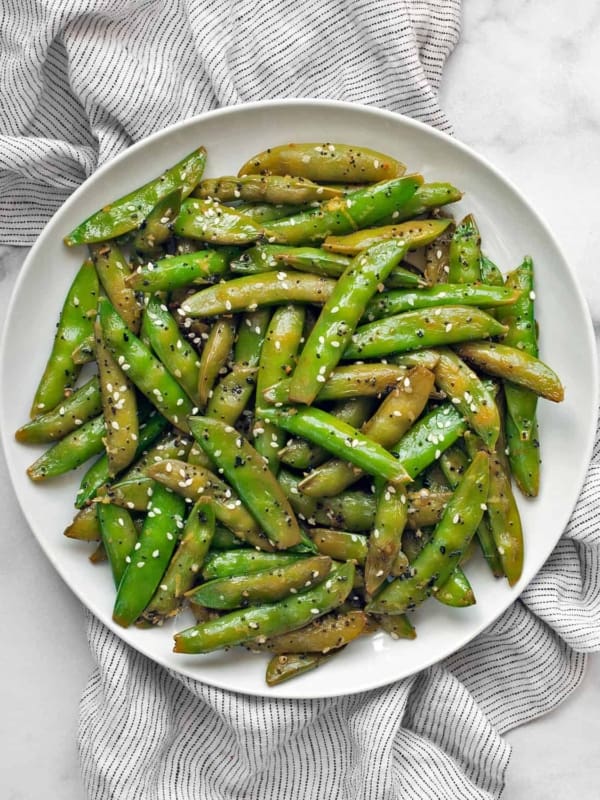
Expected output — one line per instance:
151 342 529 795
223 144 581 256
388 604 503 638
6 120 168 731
1 100 597 698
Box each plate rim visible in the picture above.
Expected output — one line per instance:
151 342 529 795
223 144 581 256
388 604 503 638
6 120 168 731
1 98 598 698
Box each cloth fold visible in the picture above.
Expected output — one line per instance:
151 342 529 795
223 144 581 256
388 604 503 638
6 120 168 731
2 1 599 798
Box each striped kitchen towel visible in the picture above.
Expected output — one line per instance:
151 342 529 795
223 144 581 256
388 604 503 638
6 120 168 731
2 1 599 798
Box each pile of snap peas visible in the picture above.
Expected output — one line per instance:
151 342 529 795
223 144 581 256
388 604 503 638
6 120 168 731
16 141 565 686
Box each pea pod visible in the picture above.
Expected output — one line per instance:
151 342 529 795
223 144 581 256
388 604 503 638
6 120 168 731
188 555 332 609
289 239 409 405
307 529 368 564
263 406 411 486
298 366 434 497
375 613 416 640
362 284 521 322
235 203 307 222
89 242 141 333
31 260 98 416
448 215 482 283
181 271 336 317
266 653 333 686
424 221 454 285
376 182 463 225
127 249 232 293
173 561 355 653
322 218 451 255
262 364 407 406
365 483 408 596
392 349 440 371
195 174 341 204
17 376 102 444
188 417 302 549
480 254 504 286
97 504 138 586
94 318 139 475
112 484 186 627
238 143 405 183
173 198 264 244
251 610 366 653
141 499 215 625
231 244 352 278
132 187 182 255
142 296 201 404
405 490 453 529
367 451 489 614
147 459 274 551
65 147 206 246
390 403 467 479
455 342 564 402
202 550 303 580
71 334 96 365
254 305 306 470
345 306 507 360
27 414 106 481
64 505 101 541
262 176 423 246
197 318 237 408
98 297 194 431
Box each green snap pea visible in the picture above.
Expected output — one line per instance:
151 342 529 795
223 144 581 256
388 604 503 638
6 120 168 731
173 198 264 244
252 610 366 654
181 271 336 317
89 242 141 333
322 218 451 255
288 239 409 405
141 499 215 625
307 529 368 564
448 214 482 283
197 317 237 408
195 174 342 204
237 245 352 278
188 417 302 549
266 653 334 685
132 187 182 256
211 525 247 550
390 403 467 479
238 143 405 183
202 550 303 580
367 451 489 614
263 406 411 486
479 254 505 286
173 561 355 654
365 483 408 596
262 176 423 246
71 334 96 365
94 318 139 476
405 490 453 529
455 342 564 402
31 259 99 417
127 249 232 293
147 459 274 551
392 349 441 370
376 182 463 225
375 613 416 640
206 366 257 425
17 376 102 444
64 146 207 246
112 484 186 627
188 555 332 610
424 222 454 285
64 504 100 541
97 504 138 586
142 296 201 404
362 284 521 322
27 414 106 481
345 306 507 360
433 347 500 450
99 297 194 431
234 203 307 222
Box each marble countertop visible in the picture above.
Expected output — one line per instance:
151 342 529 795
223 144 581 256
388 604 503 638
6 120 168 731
1 1 599 797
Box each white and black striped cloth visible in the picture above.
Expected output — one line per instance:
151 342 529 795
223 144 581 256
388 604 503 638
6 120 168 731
2 2 600 798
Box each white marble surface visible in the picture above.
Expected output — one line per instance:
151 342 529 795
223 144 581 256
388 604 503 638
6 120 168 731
1 0 599 797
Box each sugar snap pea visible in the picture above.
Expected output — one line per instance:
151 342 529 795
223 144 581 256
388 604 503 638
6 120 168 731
376 182 463 225
197 317 237 408
266 653 334 685
307 529 368 564
89 242 141 333
251 610 366 653
17 376 102 444
195 174 341 204
322 218 451 255
173 198 264 244
132 187 182 256
375 613 416 640
201 550 303 580
448 215 482 283
27 414 106 481
64 146 206 246
173 561 355 653
366 483 408 595
231 244 352 278
97 504 138 586
127 249 232 293
30 259 98 417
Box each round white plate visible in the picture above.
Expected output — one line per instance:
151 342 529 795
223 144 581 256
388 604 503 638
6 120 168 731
1 100 597 698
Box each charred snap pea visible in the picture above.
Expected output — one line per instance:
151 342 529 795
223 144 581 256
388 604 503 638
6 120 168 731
113 484 187 627
97 504 138 586
365 483 408 595
251 610 366 653
30 260 98 417
127 249 232 293
262 406 411 486
289 239 409 405
206 366 257 426
455 342 564 402
188 418 302 549
424 221 454 285
173 561 355 653
27 414 106 481
262 176 423 246
195 174 342 204
17 376 102 444
322 218 451 255
98 297 194 431
140 499 215 625
238 143 406 183
362 284 521 322
375 613 416 640
187 555 332 609
181 271 335 317
197 317 237 408
367 451 489 614
173 198 264 244
345 306 507 360
89 242 141 333
65 146 207 246
132 187 182 256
